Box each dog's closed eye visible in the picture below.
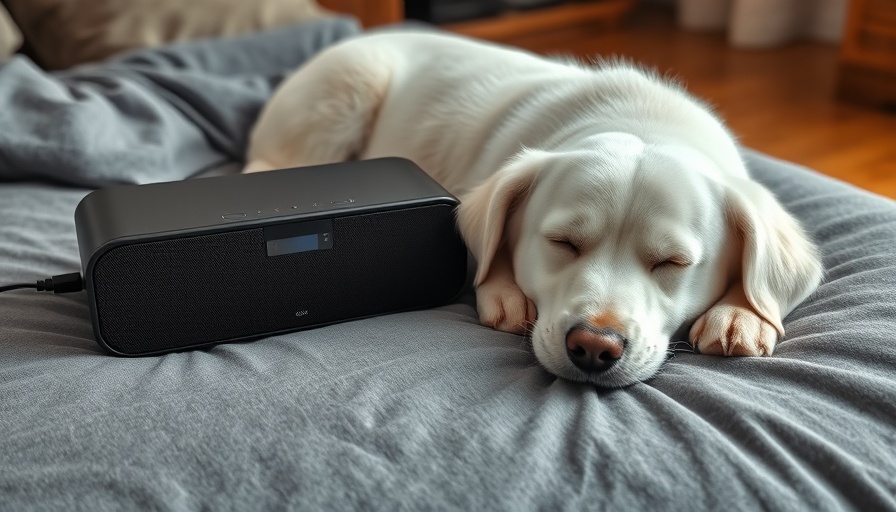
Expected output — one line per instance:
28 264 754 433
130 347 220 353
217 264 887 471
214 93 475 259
650 258 692 272
547 237 580 256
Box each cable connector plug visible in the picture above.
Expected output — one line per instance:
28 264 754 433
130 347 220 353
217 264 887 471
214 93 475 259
35 272 84 294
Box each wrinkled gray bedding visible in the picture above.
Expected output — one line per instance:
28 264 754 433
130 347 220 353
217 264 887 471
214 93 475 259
1 18 895 511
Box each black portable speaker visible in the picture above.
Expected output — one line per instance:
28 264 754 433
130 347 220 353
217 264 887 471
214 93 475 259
75 158 468 356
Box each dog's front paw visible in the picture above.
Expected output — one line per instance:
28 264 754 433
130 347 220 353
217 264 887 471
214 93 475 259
689 304 778 356
475 278 536 335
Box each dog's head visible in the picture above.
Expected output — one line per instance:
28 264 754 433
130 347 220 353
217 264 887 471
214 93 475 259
457 132 820 387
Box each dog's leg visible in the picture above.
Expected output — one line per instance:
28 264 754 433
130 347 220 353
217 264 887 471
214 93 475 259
689 282 779 356
475 243 537 335
244 43 392 173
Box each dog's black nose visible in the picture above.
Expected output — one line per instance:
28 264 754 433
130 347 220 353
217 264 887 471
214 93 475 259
565 324 626 373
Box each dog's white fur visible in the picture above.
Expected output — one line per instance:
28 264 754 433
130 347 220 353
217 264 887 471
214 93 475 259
244 31 823 387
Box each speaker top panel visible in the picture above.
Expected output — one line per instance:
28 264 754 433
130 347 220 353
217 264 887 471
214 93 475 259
75 158 458 270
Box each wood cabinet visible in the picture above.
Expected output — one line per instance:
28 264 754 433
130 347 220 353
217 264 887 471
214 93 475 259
318 0 405 27
444 0 636 41
838 0 896 108
318 0 636 41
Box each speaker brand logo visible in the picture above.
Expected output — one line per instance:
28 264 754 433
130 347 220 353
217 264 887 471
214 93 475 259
295 310 309 318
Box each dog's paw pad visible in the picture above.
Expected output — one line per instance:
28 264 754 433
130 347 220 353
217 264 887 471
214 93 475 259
689 305 778 357
476 280 536 335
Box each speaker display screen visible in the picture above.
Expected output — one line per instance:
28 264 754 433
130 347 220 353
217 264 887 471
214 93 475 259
264 219 333 256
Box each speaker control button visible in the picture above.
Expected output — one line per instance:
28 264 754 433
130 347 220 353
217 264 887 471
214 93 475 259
330 199 354 206
221 213 247 220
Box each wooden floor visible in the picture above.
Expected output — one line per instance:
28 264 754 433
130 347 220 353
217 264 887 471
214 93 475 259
499 6 896 199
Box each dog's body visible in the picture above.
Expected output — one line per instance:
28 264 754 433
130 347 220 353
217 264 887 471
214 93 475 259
245 31 822 387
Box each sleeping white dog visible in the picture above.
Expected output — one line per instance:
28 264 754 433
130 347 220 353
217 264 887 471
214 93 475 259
243 31 823 387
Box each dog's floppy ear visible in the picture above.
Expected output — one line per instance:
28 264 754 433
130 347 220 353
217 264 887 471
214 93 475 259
456 149 549 286
725 177 823 335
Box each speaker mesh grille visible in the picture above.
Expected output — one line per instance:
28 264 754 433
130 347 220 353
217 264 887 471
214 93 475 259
91 205 466 355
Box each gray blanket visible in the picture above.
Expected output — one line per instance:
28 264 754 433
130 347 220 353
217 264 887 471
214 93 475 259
1 19 895 511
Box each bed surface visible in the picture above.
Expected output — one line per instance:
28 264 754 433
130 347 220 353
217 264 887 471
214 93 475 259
1 19 895 511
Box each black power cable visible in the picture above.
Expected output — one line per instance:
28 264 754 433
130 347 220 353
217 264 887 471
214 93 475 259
0 272 83 294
